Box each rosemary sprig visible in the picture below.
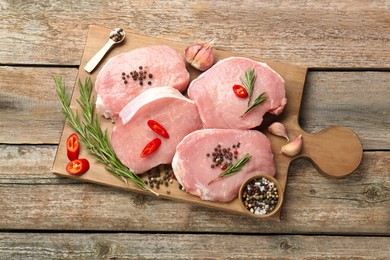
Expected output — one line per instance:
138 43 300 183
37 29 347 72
241 92 267 118
240 68 257 105
239 68 268 117
208 153 252 185
54 76 157 196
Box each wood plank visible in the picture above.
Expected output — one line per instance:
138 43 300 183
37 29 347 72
0 233 389 259
0 1 389 67
0 67 77 144
301 71 390 150
1 67 388 149
0 144 78 185
1 145 389 234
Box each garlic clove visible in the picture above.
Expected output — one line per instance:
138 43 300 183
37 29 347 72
281 135 303 157
184 44 203 64
268 122 289 142
184 40 215 71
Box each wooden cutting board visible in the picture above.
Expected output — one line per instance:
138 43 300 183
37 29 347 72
52 25 363 220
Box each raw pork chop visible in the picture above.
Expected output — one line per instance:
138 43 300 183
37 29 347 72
172 129 275 202
95 45 189 120
111 87 202 174
188 57 287 129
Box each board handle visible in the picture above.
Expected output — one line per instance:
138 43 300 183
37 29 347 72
298 126 363 178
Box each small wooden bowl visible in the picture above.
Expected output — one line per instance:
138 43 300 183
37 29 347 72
238 174 284 218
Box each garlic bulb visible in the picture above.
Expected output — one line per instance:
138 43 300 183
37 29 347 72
184 40 215 71
281 135 303 157
268 122 289 141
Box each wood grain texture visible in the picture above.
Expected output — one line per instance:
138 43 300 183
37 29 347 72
1 67 388 149
1 145 389 234
1 0 389 257
0 67 76 144
0 1 389 68
301 71 390 150
0 233 389 259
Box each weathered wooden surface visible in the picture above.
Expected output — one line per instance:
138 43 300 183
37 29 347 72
1 67 388 148
1 145 389 234
0 67 76 144
302 71 390 150
0 233 389 259
0 1 389 68
1 0 389 258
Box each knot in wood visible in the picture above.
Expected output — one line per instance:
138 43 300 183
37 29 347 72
95 241 111 257
132 194 148 208
279 239 293 251
363 185 383 203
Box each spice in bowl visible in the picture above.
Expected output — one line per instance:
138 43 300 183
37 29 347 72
239 174 283 218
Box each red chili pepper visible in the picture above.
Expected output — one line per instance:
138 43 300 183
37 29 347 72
66 158 90 175
232 84 248 98
66 133 80 161
147 120 169 139
140 138 162 158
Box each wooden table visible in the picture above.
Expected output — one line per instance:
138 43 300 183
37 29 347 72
1 1 389 258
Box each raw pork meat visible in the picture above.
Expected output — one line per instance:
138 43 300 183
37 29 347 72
111 87 202 174
172 129 275 202
95 45 189 120
188 57 286 129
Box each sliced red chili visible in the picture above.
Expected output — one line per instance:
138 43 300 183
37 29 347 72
140 138 162 158
147 120 169 139
66 158 90 175
232 84 248 98
66 133 80 161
